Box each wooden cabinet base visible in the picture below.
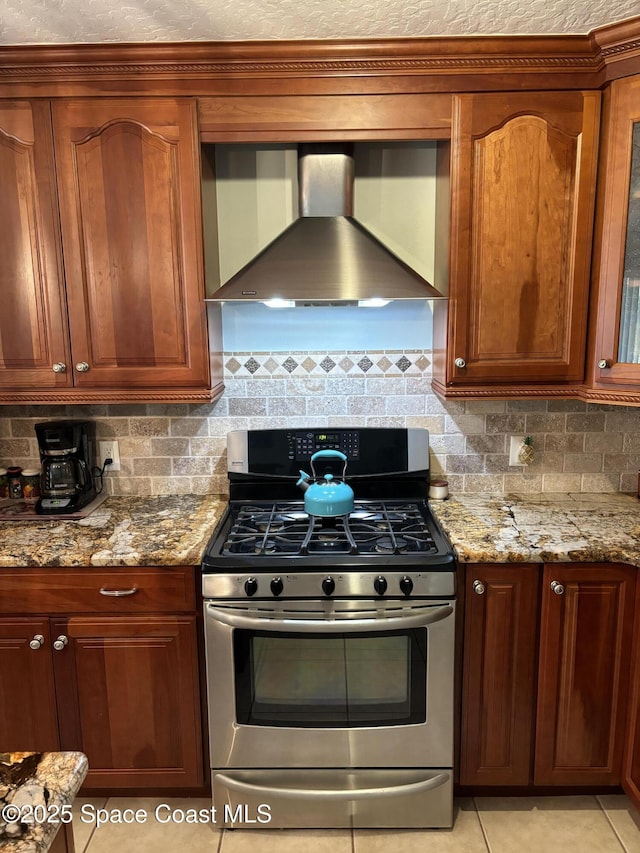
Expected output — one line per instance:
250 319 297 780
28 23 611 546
460 563 636 789
0 567 205 792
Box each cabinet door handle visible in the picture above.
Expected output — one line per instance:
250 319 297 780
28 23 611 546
550 580 565 595
472 580 486 595
99 586 138 597
52 362 67 373
75 361 90 372
29 634 45 650
597 359 610 369
454 357 466 368
53 635 68 651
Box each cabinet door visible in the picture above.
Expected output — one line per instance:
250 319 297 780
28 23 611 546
52 615 203 788
0 101 71 392
52 99 209 390
0 618 59 751
623 572 640 808
443 91 599 387
460 565 539 786
590 76 640 394
535 564 635 786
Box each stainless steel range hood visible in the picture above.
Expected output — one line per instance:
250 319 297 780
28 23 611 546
206 144 446 305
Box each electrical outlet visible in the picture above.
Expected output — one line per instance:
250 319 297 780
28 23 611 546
509 435 525 466
98 440 121 472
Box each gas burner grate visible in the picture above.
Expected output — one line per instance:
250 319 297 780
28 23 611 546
222 501 438 557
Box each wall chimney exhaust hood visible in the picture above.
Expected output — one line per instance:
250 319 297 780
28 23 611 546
206 144 447 306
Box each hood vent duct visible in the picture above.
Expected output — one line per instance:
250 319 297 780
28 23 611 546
206 143 447 306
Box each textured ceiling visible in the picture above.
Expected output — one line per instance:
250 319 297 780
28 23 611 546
1 0 640 45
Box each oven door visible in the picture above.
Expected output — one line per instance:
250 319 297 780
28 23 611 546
203 598 455 770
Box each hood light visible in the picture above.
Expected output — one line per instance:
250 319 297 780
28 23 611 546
263 298 296 309
357 298 391 308
261 297 394 308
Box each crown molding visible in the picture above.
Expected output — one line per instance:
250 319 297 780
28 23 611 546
0 34 603 93
0 20 638 96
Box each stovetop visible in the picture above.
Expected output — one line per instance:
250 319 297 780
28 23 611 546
202 499 455 572
220 500 439 557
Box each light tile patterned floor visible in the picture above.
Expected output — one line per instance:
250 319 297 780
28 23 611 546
71 795 640 853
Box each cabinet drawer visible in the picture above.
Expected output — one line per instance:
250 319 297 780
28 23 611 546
0 566 196 614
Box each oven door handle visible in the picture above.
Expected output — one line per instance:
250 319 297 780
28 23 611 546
205 603 453 633
214 771 449 801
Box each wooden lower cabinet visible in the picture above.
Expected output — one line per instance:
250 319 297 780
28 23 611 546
460 565 539 785
0 567 204 790
0 618 59 752
622 573 640 808
460 563 636 788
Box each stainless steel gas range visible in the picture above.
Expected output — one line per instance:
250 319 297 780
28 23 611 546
202 427 456 829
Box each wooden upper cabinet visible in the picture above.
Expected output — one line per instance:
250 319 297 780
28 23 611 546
589 76 640 399
434 91 600 392
52 99 210 391
535 564 635 786
0 101 71 390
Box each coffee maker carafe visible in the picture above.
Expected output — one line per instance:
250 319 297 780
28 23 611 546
35 421 97 514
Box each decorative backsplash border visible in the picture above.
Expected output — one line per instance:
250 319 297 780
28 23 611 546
224 350 431 378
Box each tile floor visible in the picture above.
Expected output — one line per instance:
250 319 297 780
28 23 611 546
70 794 640 853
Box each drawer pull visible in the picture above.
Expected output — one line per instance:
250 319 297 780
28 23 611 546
53 635 68 651
99 586 139 597
550 580 565 596
29 634 45 650
473 580 486 595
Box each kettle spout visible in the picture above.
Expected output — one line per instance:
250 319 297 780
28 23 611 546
296 470 311 493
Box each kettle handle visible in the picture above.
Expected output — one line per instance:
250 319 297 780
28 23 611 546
310 449 347 479
310 450 347 463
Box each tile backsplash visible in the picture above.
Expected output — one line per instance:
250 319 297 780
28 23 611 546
1 349 639 497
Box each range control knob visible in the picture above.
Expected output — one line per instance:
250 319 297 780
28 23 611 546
244 577 258 597
322 576 336 596
374 576 388 596
270 577 284 596
399 576 414 596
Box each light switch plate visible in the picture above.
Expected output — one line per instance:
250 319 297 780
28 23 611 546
509 435 525 466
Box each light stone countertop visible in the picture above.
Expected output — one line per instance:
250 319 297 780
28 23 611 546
0 495 227 568
429 492 640 566
1 752 88 852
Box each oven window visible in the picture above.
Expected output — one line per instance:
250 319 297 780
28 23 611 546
233 628 427 727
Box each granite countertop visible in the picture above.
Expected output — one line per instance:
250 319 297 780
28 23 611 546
1 490 638 569
0 752 88 852
0 495 227 568
430 492 640 566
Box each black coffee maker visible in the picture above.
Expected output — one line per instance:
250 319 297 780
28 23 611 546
35 421 97 514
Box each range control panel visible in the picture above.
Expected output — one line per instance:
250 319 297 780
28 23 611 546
227 427 429 478
288 430 359 461
202 570 456 601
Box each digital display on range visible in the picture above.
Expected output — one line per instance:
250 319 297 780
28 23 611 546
289 430 360 461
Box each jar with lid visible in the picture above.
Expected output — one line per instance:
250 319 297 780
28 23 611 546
21 469 41 501
429 478 449 500
7 466 23 499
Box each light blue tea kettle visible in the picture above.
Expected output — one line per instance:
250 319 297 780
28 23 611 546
296 449 355 517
